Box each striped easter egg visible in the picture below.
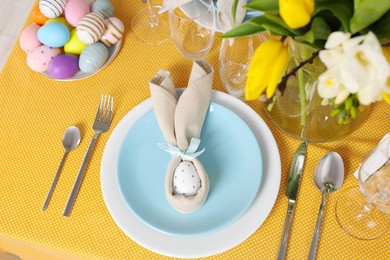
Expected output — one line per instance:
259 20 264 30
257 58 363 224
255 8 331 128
39 0 67 18
100 17 124 46
91 0 114 19
79 42 108 73
76 12 106 44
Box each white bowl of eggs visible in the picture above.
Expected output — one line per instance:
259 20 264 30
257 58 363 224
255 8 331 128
20 0 125 80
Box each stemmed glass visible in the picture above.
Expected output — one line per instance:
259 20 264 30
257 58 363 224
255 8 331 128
168 0 216 60
335 136 390 240
132 0 170 44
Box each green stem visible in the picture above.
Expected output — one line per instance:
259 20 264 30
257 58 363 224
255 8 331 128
298 69 306 126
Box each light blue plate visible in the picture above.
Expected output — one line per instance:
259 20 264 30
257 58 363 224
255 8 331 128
117 102 262 237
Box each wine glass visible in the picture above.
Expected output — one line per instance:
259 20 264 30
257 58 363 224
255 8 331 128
335 136 390 240
168 0 216 60
132 0 170 44
219 34 266 99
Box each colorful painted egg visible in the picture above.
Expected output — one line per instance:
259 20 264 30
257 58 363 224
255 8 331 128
64 29 87 55
37 22 70 47
76 12 105 44
100 17 124 46
65 0 90 27
39 0 67 18
48 54 79 79
86 0 96 4
79 42 108 73
172 161 201 196
31 5 49 25
19 24 42 53
91 0 114 19
45 17 73 31
27 45 60 72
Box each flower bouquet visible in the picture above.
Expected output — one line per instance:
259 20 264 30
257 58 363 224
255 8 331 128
222 0 390 141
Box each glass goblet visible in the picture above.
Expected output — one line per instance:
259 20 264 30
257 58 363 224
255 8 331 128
335 136 390 240
169 0 216 60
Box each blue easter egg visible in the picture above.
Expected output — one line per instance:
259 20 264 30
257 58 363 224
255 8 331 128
37 22 70 48
91 0 114 19
79 42 108 73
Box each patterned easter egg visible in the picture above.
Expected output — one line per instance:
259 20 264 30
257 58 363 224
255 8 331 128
76 12 106 44
39 0 67 18
100 17 124 46
79 42 108 73
27 45 60 72
91 0 114 19
19 24 42 53
172 161 201 197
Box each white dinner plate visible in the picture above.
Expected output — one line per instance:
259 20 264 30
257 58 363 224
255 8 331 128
101 90 281 258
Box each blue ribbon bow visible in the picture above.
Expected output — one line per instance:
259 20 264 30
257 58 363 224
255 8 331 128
158 138 205 160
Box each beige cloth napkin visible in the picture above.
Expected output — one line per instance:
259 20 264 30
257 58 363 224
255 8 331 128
149 60 214 214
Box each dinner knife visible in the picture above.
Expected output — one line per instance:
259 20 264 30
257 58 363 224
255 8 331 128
276 141 307 260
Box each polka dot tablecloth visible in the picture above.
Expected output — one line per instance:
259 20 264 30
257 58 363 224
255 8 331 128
1 1 390 259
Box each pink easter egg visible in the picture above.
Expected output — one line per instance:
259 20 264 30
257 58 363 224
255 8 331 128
65 0 90 27
27 45 60 72
100 17 124 46
19 24 42 53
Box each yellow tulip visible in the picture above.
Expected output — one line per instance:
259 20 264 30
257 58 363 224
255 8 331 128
279 0 315 29
245 40 289 100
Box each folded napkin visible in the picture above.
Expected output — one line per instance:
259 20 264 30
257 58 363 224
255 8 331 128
216 0 247 33
149 60 214 214
354 133 390 181
159 0 247 33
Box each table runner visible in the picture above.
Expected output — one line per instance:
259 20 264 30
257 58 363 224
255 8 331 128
0 0 389 259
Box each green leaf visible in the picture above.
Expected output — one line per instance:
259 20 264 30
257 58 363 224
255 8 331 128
295 16 331 45
220 20 265 38
221 14 305 38
368 10 390 44
314 1 353 32
232 0 239 25
350 0 390 34
245 0 279 14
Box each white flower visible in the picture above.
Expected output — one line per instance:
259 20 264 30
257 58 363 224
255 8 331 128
318 31 390 105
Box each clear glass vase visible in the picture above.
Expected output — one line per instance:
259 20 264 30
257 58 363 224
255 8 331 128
264 40 371 142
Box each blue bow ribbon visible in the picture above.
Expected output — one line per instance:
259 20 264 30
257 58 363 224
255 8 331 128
158 138 205 160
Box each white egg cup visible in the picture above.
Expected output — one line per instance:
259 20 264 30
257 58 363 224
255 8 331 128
165 157 210 214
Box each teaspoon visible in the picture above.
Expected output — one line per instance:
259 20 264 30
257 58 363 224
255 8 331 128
308 152 344 260
42 126 81 211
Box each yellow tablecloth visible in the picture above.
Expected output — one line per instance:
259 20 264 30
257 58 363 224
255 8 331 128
1 1 389 259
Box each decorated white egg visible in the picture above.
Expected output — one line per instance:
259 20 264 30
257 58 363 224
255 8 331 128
76 12 106 44
79 42 108 73
172 161 201 197
39 0 67 18
100 17 124 46
91 0 114 19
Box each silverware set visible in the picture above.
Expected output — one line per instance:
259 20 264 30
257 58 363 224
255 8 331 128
277 142 344 260
43 94 114 217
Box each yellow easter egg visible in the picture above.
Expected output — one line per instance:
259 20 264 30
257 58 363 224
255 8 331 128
64 29 88 55
45 17 73 32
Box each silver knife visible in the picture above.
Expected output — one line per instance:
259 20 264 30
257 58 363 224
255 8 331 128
277 141 307 260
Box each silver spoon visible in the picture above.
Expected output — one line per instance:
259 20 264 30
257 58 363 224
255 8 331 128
308 152 344 260
42 126 81 211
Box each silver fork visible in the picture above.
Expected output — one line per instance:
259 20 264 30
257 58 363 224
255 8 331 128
63 94 114 217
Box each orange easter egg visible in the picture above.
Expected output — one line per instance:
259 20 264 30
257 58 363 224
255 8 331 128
31 5 49 25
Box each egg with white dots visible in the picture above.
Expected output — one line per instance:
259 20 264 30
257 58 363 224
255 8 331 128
76 12 106 44
39 0 68 18
173 161 201 197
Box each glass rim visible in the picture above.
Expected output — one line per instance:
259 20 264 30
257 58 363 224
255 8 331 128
170 0 214 20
